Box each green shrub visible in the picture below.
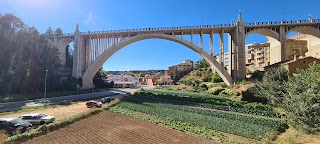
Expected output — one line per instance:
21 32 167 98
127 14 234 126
284 63 320 133
253 66 289 106
208 87 224 95
219 89 239 97
211 76 223 83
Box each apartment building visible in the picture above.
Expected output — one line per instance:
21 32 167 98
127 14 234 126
245 42 271 72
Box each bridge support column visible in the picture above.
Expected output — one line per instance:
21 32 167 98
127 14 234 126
279 26 286 62
233 10 246 82
82 80 94 89
200 31 203 49
219 29 224 65
72 24 85 78
209 30 213 56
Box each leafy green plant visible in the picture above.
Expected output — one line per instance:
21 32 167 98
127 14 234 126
113 99 283 140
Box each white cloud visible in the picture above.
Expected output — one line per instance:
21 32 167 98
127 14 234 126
84 12 95 24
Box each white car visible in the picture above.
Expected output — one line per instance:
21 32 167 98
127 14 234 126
19 114 55 125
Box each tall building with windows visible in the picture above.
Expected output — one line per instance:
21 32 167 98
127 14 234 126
245 43 271 72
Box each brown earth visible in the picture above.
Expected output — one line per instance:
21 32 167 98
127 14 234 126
23 111 215 144
0 94 125 121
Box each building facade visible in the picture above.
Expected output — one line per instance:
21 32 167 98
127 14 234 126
265 57 320 74
166 60 193 76
245 43 271 72
106 74 140 88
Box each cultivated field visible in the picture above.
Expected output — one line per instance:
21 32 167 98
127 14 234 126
23 111 214 144
109 90 285 143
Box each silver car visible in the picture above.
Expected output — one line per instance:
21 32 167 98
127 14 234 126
19 113 55 125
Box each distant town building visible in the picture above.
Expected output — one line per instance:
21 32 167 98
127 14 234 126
264 56 320 74
166 60 193 76
139 76 159 86
245 42 271 72
106 74 139 88
215 52 230 68
156 75 173 85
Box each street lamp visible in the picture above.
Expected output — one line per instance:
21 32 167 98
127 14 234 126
44 70 48 99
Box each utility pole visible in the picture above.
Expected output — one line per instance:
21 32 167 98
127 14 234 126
44 70 48 99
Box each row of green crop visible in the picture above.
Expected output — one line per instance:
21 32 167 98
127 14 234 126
116 99 283 140
133 94 281 118
109 106 232 143
140 89 279 116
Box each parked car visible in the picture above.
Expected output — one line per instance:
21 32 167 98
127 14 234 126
86 100 102 108
19 114 55 125
0 118 32 135
101 97 114 104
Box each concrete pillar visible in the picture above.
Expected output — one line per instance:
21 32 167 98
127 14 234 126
172 32 174 36
95 38 98 59
90 39 93 61
209 30 213 56
279 26 286 62
227 33 234 75
107 38 109 49
200 31 203 49
85 37 91 68
72 23 83 78
219 29 224 65
235 10 246 81
181 31 184 39
191 31 193 43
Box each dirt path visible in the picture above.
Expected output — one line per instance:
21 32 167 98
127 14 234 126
23 111 215 144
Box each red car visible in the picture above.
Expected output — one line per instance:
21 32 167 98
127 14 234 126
86 100 102 108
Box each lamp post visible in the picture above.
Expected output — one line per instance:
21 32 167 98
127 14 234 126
44 70 48 99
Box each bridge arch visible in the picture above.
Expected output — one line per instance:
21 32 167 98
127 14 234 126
82 33 233 89
244 28 282 65
57 38 73 65
245 28 279 40
285 26 320 38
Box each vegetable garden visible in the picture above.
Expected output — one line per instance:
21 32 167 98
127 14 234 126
110 89 286 142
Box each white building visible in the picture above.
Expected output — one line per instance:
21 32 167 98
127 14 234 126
106 74 140 88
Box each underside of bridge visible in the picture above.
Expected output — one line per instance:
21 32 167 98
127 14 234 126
49 12 320 89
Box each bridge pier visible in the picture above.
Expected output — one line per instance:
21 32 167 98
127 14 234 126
82 80 94 89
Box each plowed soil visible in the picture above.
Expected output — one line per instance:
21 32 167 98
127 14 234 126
23 111 214 144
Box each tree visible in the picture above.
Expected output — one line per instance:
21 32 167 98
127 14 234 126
172 66 180 83
253 66 289 106
93 67 109 88
54 27 63 34
283 63 320 133
45 27 53 35
145 74 151 78
194 59 210 70
65 43 74 69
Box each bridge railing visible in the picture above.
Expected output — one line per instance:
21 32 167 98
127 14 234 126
47 18 320 36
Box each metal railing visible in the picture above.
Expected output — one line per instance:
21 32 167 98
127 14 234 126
46 18 320 37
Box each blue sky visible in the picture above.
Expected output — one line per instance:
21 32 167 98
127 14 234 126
1 0 320 71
